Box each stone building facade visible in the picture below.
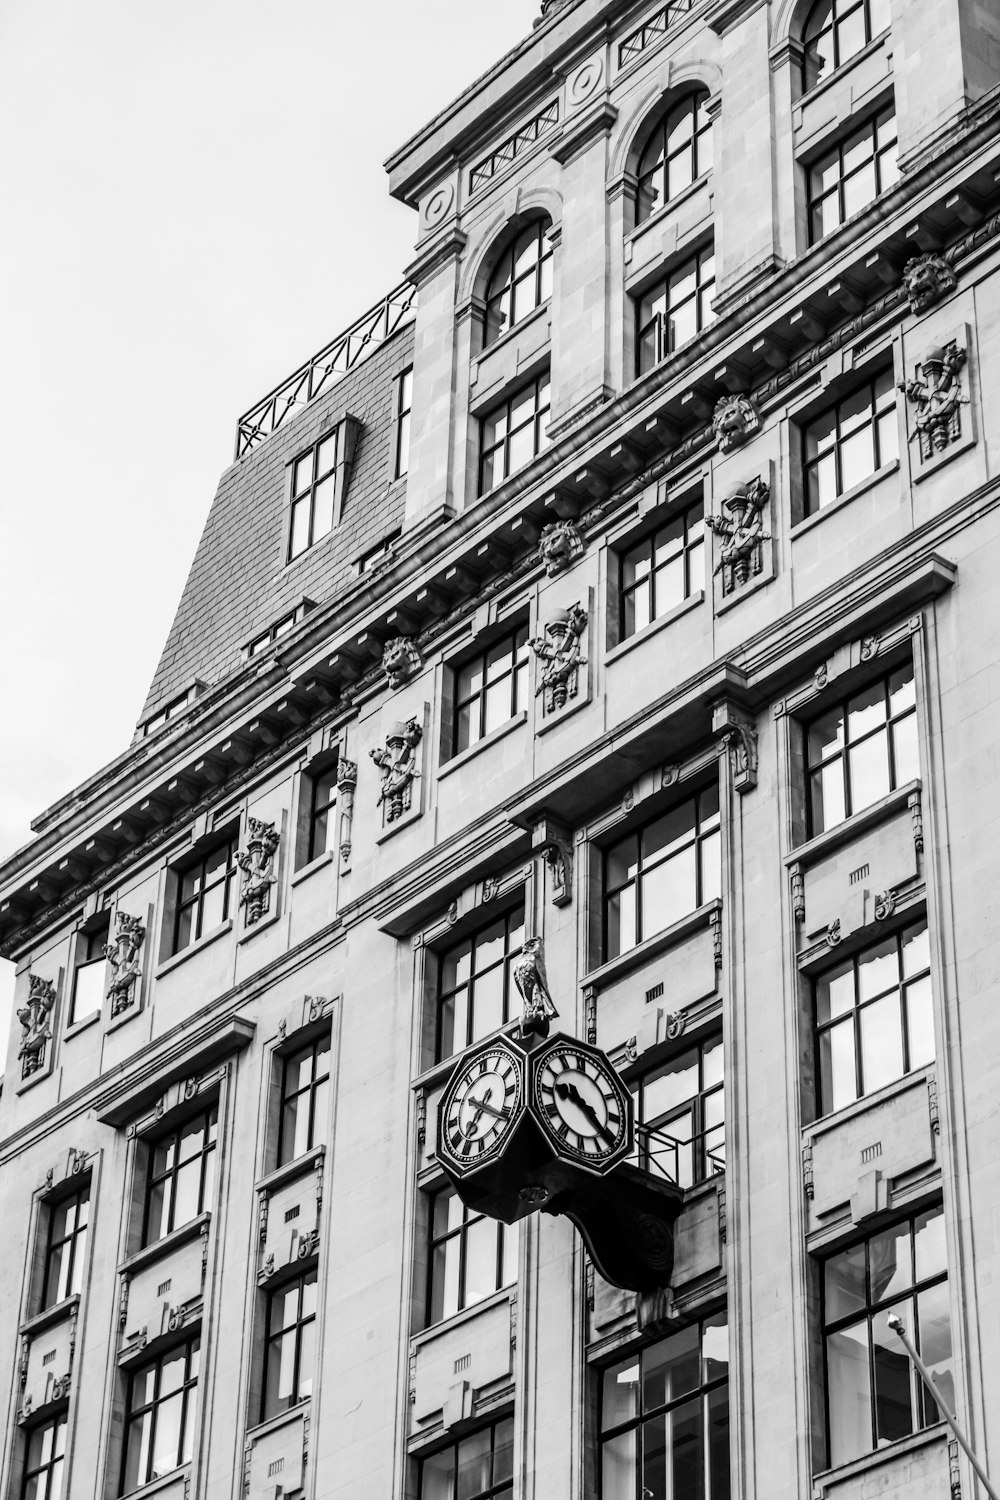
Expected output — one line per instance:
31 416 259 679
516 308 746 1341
2 1 1000 1498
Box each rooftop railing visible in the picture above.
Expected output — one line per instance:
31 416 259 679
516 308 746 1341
234 280 418 459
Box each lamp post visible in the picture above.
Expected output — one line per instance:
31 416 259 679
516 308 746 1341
886 1314 999 1500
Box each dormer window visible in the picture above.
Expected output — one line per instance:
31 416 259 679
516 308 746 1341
636 90 713 224
484 219 554 347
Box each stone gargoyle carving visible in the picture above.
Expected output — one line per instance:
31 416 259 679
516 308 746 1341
513 936 559 1040
106 911 146 1017
538 519 584 577
18 974 56 1079
381 636 421 691
899 342 969 461
529 602 588 713
370 718 422 823
712 393 760 453
236 817 280 925
900 253 956 315
705 476 771 594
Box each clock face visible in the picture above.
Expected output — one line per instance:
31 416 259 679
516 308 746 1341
440 1047 523 1169
533 1044 630 1165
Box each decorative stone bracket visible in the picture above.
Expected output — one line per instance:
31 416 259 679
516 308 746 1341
532 817 573 906
336 758 358 867
712 704 758 793
237 817 280 926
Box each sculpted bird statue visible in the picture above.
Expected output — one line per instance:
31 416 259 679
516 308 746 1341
513 936 558 1040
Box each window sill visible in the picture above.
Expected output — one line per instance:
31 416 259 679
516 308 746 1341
581 900 722 994
237 902 281 946
624 173 712 252
119 1213 211 1278
813 1422 946 1494
803 1064 934 1148
155 919 233 979
255 1143 326 1197
437 711 528 781
290 848 336 887
121 1467 191 1500
245 1399 311 1446
790 459 899 540
64 1009 102 1041
605 592 704 667
20 1293 80 1338
411 1283 515 1352
787 780 920 870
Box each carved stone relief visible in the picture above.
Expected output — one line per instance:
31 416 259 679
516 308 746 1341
381 636 421 690
529 602 588 714
236 817 280 926
713 706 758 794
18 975 56 1080
106 912 146 1017
537 519 583 577
705 476 770 594
712 393 760 452
336 758 357 866
900 252 957 315
370 718 422 823
899 341 969 461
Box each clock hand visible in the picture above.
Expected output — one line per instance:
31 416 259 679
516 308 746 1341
463 1090 512 1135
555 1080 615 1143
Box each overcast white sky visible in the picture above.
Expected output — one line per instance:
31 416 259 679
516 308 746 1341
0 0 542 1049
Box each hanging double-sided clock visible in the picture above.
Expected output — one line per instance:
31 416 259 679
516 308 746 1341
435 1029 683 1292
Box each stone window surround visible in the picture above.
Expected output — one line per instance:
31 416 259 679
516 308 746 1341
257 994 338 1183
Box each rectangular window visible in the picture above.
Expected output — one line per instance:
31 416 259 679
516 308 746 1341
303 763 338 867
419 1415 514 1500
172 835 239 955
632 1033 725 1188
816 919 933 1115
143 1105 218 1246
395 366 413 478
261 1268 317 1421
436 901 526 1062
428 1183 518 1326
808 106 898 243
600 1312 730 1500
70 916 109 1027
357 528 401 574
142 689 192 739
478 372 551 496
636 244 716 376
277 1034 332 1166
805 662 918 836
247 603 309 659
452 626 530 756
604 786 721 961
824 1205 951 1467
41 1184 90 1310
288 431 339 561
121 1337 199 1494
802 368 897 513
620 501 705 639
21 1414 67 1500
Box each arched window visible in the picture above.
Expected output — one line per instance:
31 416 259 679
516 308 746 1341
802 0 891 91
483 218 554 347
636 91 713 225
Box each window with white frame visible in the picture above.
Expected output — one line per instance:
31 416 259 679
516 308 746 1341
807 105 898 244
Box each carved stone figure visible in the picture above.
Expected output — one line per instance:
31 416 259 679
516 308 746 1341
370 718 422 823
713 705 758 795
381 636 421 691
529 602 588 713
236 817 280 925
105 912 146 1017
512 936 559 1040
901 253 956 315
712 393 760 453
899 342 969 461
705 477 771 594
538 519 584 577
336 758 357 866
17 974 56 1079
